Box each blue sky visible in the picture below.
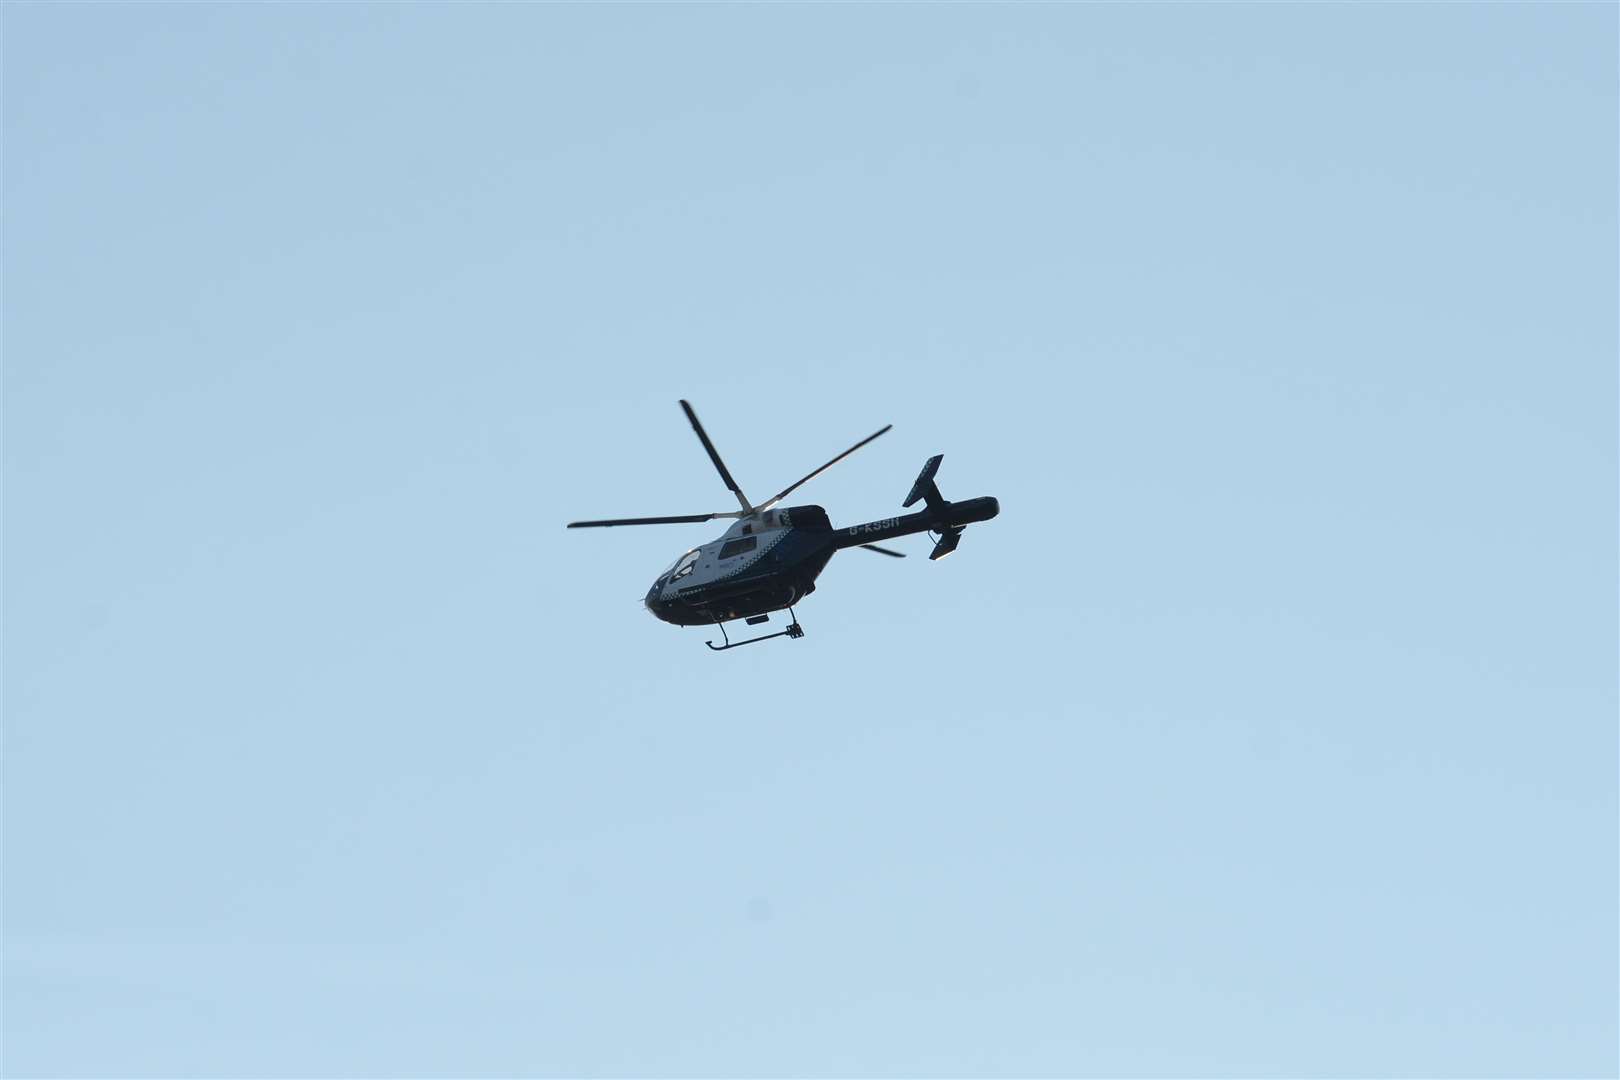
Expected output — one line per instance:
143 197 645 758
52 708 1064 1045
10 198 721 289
5 4 1615 1076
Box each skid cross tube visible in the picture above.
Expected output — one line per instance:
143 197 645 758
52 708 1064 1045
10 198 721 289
706 607 805 651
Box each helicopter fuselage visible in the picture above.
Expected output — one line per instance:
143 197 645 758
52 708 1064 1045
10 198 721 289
644 497 999 627
644 505 834 626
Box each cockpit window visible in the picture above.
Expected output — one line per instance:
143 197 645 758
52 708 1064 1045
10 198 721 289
718 536 757 560
664 549 700 581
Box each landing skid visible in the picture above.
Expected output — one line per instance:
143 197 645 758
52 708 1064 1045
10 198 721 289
706 607 805 651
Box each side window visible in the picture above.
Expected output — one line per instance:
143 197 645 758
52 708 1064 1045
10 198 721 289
717 536 757 560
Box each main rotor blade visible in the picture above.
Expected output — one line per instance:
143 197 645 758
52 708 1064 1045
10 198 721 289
567 512 740 528
758 423 892 512
859 543 907 557
680 400 752 513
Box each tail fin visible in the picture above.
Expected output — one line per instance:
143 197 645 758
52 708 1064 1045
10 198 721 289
903 454 945 511
902 454 994 560
835 456 996 556
929 525 964 561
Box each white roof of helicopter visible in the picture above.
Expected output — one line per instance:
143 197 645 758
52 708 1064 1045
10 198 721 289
654 509 795 598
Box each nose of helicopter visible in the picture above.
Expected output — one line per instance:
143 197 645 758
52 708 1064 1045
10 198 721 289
644 578 675 622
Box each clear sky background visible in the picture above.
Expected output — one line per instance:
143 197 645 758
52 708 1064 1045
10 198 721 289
5 4 1615 1077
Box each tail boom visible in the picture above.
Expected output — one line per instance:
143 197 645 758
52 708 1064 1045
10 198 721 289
833 495 999 549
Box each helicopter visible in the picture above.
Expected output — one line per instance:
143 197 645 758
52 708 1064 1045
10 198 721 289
567 400 1000 650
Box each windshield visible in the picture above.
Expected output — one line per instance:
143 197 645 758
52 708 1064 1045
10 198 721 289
661 549 700 579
